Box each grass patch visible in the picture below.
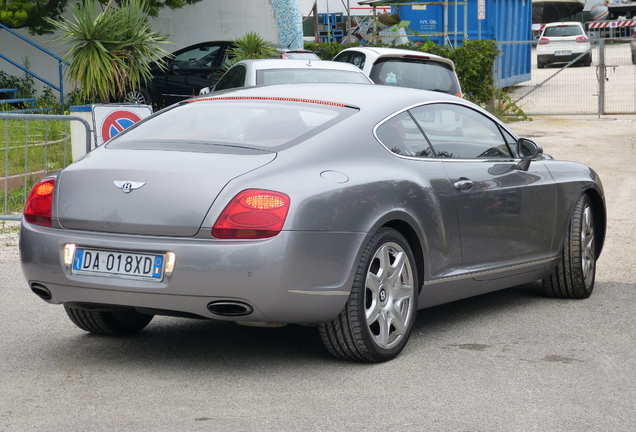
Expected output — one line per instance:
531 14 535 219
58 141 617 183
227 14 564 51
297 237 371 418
1 118 72 176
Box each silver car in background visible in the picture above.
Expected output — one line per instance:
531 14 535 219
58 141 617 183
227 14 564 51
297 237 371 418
200 59 373 94
20 83 606 362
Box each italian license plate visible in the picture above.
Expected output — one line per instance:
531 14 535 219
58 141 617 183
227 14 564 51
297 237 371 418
72 248 165 281
554 50 572 56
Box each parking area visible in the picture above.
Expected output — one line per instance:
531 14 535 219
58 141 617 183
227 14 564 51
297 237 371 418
1 112 635 430
508 41 636 115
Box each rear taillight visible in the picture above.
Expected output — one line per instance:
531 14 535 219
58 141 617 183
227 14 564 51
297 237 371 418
24 178 55 226
576 36 588 42
538 37 550 45
212 189 290 239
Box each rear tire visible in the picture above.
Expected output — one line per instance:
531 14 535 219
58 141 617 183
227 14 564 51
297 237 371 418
65 305 153 335
319 228 418 362
542 194 596 299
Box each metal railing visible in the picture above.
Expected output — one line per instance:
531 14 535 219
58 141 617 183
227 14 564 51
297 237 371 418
0 23 69 112
1 113 91 221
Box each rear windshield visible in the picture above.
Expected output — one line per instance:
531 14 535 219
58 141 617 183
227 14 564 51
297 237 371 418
543 25 584 37
258 69 370 85
107 98 357 151
369 58 461 96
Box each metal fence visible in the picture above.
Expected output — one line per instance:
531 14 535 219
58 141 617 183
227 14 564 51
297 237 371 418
498 39 636 115
2 44 636 220
1 113 90 221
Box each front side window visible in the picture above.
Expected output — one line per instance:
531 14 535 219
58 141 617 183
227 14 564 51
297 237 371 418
410 104 512 159
215 65 247 91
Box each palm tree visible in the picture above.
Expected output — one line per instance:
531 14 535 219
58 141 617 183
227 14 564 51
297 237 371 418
47 0 172 103
226 32 278 67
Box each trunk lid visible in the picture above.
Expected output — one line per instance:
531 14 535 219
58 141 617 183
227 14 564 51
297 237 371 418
56 147 275 236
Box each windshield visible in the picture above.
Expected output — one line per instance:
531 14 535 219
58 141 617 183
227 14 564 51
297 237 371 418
107 98 357 151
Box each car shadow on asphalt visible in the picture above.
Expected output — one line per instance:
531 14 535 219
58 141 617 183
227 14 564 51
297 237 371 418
46 282 549 367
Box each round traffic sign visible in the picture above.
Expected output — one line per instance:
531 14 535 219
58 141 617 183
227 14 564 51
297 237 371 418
100 110 143 142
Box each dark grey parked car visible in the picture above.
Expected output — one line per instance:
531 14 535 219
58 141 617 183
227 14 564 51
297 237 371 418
20 83 606 362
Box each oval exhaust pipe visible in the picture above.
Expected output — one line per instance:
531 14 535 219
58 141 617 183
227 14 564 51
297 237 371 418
207 301 253 317
30 283 52 300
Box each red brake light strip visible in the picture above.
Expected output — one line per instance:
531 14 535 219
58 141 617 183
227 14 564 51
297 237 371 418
190 96 350 108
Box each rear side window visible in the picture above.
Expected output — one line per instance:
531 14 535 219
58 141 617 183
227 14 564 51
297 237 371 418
375 111 435 157
369 58 461 96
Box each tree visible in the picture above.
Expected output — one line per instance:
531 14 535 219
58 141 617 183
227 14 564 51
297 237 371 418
47 0 172 103
1 0 202 35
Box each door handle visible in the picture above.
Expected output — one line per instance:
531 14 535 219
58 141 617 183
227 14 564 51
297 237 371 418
453 179 474 192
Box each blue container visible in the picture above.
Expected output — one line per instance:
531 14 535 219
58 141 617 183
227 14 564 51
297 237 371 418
394 0 532 87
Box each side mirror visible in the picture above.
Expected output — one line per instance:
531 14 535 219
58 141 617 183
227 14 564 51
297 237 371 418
516 138 543 171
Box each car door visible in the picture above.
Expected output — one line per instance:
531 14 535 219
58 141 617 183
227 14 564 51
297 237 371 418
410 103 558 277
154 41 232 105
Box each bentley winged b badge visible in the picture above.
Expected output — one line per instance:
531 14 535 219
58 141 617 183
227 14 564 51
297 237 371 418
114 181 146 194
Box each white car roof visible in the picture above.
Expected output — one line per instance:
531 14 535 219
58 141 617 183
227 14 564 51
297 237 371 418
336 47 456 70
543 21 584 28
234 59 365 72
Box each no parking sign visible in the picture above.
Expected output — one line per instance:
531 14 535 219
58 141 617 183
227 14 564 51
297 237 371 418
93 104 152 146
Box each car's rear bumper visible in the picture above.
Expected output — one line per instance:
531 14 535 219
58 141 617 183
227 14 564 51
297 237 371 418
537 52 589 65
20 220 365 324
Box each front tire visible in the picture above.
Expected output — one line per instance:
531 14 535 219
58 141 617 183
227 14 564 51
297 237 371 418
543 194 596 299
65 305 153 335
122 87 152 105
319 228 419 362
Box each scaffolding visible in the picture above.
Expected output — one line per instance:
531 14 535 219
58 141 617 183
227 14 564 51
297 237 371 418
357 0 469 47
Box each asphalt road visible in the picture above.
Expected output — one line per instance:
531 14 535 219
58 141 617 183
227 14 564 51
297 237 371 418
1 114 635 431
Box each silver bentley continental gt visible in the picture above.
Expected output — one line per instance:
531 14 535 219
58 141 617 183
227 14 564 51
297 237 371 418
20 83 606 362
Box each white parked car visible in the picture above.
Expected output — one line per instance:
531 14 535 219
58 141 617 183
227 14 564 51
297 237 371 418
200 59 373 94
537 22 593 68
333 47 462 97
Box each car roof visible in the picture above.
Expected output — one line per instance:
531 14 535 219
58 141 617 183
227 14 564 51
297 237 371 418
234 59 367 72
337 47 456 69
543 21 584 27
195 82 469 115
